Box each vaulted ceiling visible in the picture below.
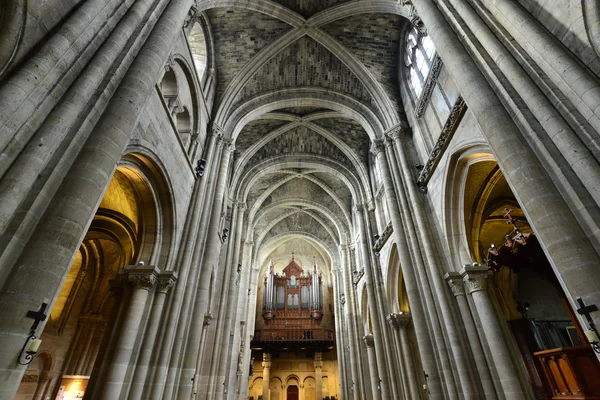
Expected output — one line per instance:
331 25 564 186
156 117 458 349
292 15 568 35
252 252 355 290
198 0 413 273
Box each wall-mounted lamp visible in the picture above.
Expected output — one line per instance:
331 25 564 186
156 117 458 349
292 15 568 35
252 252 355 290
237 264 242 272
221 228 229 242
415 163 424 175
19 302 48 365
576 297 600 354
195 158 206 178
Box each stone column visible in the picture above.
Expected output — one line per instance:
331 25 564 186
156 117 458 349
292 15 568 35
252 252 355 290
386 314 410 400
262 353 271 400
354 205 392 399
340 245 363 400
445 272 497 399
411 0 600 334
98 265 159 400
371 140 447 397
396 314 421 400
478 0 600 135
363 334 380 400
315 352 323 400
129 271 177 399
460 267 524 399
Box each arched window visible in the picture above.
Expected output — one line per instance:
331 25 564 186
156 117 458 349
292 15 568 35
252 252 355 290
405 27 436 97
187 22 207 82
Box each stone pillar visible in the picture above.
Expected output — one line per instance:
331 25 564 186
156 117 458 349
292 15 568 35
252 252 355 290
354 205 392 399
363 333 380 400
411 0 600 334
396 314 421 400
371 140 446 398
445 273 497 399
340 245 363 400
98 265 159 400
191 312 213 397
386 314 411 400
129 271 177 399
262 353 271 400
315 352 323 400
478 0 600 135
460 267 524 399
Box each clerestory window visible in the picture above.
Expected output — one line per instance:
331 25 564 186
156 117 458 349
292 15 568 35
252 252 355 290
405 27 436 97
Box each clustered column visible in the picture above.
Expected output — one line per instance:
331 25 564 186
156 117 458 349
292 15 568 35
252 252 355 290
460 266 524 399
262 352 271 400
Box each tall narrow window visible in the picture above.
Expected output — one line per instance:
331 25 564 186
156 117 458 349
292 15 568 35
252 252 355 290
187 22 208 82
405 27 436 97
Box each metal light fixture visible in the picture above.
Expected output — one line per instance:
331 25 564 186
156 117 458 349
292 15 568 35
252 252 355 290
19 302 48 365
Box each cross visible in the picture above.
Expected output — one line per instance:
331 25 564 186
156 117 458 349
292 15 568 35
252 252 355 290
26 302 48 332
576 297 598 323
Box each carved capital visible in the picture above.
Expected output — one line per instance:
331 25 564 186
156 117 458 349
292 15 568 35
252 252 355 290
21 374 38 383
460 266 491 294
223 138 235 151
210 124 225 140
203 313 213 327
363 333 375 347
157 271 178 294
396 313 411 328
370 139 386 156
386 314 399 330
128 273 156 290
444 272 465 297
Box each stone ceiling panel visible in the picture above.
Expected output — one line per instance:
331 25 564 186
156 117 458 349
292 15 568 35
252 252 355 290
312 117 371 165
277 107 331 116
266 177 346 218
234 36 376 110
245 125 355 170
321 13 404 113
207 8 293 106
272 0 352 19
234 119 290 157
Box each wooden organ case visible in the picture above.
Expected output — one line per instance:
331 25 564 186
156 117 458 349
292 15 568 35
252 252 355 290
253 257 334 351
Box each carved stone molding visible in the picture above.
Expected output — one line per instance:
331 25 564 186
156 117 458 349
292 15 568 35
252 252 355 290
400 0 427 33
370 139 386 156
444 272 466 297
373 222 393 252
157 271 178 294
352 269 365 287
396 313 411 328
460 267 491 294
415 54 443 118
203 313 213 327
386 314 399 330
416 96 467 189
363 333 375 347
21 374 38 383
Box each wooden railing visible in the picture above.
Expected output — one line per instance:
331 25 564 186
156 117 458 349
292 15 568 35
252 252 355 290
253 328 334 342
534 345 600 399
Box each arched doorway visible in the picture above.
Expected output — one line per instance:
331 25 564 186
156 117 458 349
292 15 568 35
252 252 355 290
287 385 299 400
461 156 600 399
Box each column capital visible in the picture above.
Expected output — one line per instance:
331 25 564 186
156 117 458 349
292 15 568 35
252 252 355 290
157 271 178 294
370 139 386 156
385 122 410 140
444 272 465 297
460 266 491 294
203 312 213 327
386 313 399 330
262 352 271 368
122 265 160 291
363 333 375 347
223 138 235 151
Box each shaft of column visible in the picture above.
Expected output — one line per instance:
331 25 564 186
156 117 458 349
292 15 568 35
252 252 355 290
477 0 600 135
412 0 600 344
363 334 381 400
0 0 127 149
0 0 193 396
262 353 271 400
445 0 600 210
385 314 408 400
387 133 478 397
397 317 421 400
214 202 246 398
148 131 221 400
97 266 158 400
461 267 525 399
331 268 348 399
372 141 448 397
361 204 402 399
340 245 363 400
445 273 497 399
354 205 392 399
315 352 324 400
129 272 177 399
181 143 233 400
